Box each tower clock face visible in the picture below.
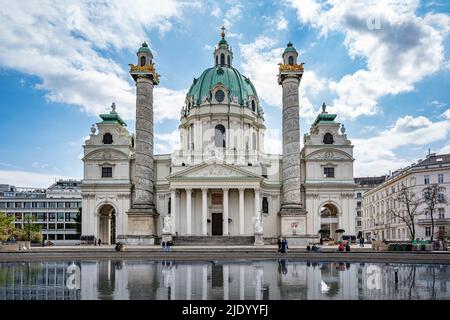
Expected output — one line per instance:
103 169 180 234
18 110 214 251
215 90 225 103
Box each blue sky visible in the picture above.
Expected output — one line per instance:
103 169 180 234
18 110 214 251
0 0 450 187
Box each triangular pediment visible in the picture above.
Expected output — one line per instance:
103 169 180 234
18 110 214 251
169 160 262 181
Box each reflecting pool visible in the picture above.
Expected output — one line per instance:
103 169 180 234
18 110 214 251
0 259 449 300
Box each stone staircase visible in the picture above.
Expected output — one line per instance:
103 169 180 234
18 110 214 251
172 236 255 246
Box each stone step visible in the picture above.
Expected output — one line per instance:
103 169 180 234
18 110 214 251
172 236 255 246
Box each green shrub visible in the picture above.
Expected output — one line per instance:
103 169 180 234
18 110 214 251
401 243 407 251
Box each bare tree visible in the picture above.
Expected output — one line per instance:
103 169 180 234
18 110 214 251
386 185 421 241
422 184 447 243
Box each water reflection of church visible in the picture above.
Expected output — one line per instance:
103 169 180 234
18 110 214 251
0 261 448 300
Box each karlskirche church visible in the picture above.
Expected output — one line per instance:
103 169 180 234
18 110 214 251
81 29 356 245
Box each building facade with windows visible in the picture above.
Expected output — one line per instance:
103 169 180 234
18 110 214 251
81 31 356 245
0 180 82 245
354 177 386 237
361 153 450 241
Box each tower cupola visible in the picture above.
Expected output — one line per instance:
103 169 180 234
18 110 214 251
137 42 153 67
282 42 298 66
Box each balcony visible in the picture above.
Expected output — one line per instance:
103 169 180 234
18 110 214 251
418 218 450 225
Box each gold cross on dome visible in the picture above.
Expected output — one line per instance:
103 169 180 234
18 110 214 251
221 26 226 38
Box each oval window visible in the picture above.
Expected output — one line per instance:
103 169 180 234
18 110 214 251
215 90 225 103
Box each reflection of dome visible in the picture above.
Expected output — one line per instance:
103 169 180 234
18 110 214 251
187 66 258 107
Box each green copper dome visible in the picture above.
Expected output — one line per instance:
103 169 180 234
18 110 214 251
138 42 151 54
284 42 297 54
187 66 258 106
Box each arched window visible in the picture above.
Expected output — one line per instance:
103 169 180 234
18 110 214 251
251 100 256 112
288 56 294 65
220 53 225 66
168 197 171 214
102 133 113 144
215 124 226 148
323 133 334 144
262 197 269 214
216 55 218 66
140 56 146 67
227 55 230 66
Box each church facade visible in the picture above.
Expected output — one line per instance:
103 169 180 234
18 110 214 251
81 31 355 245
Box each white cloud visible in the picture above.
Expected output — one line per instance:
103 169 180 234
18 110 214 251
0 170 78 188
211 7 222 18
222 4 243 38
239 36 327 121
0 0 194 121
264 128 282 154
288 0 450 119
439 142 450 154
277 15 289 31
0 163 19 169
32 162 49 169
155 130 180 154
443 109 450 119
353 115 450 175
154 88 188 123
432 100 447 109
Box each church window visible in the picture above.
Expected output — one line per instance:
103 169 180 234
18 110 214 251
251 100 256 112
168 197 171 214
216 55 218 66
215 124 226 148
101 167 112 178
140 56 146 66
262 197 269 214
227 55 230 66
288 56 294 66
102 133 113 144
262 166 268 178
220 53 225 66
215 90 225 103
324 167 334 178
323 133 334 144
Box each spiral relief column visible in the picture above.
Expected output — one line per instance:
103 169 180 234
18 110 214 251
126 42 160 245
278 42 307 241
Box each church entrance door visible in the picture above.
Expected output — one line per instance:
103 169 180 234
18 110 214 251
212 212 223 235
98 204 116 245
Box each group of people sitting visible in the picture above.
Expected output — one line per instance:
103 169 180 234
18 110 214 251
306 244 321 252
161 241 173 252
338 241 351 252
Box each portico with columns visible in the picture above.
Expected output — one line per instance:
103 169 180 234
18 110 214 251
167 161 264 237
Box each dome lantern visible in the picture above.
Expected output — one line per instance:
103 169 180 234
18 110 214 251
214 26 233 67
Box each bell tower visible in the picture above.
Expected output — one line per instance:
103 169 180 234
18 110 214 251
125 42 160 245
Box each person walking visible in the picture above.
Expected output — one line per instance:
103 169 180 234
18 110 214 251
98 238 102 246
